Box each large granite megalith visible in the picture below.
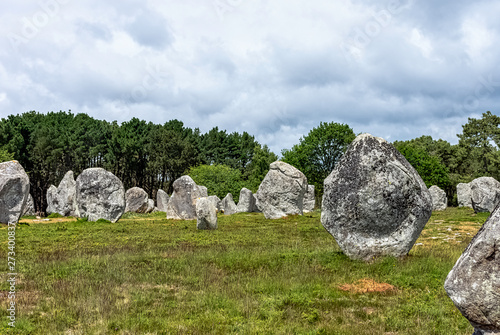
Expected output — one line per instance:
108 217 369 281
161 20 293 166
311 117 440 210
303 185 316 213
0 161 30 224
444 203 500 334
321 134 432 261
221 193 237 215
46 171 77 216
156 189 169 212
166 176 207 220
429 185 447 211
125 187 149 213
457 183 473 208
75 168 125 223
196 197 218 230
255 161 308 219
236 188 256 213
470 177 500 213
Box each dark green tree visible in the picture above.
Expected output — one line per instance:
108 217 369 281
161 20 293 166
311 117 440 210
281 122 355 195
187 164 244 202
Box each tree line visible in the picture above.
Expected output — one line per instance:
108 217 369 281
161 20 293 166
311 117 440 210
1 110 498 212
280 111 500 207
0 111 276 212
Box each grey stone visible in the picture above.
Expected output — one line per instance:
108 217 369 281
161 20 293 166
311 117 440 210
429 185 447 211
166 176 206 220
22 194 35 216
156 189 169 212
46 171 77 216
255 161 308 219
125 187 148 213
146 199 155 213
207 195 222 212
198 185 208 198
321 133 432 261
458 183 473 208
236 188 256 213
196 197 218 230
75 168 125 223
221 193 238 215
471 177 500 213
0 161 30 224
303 185 315 213
444 203 500 334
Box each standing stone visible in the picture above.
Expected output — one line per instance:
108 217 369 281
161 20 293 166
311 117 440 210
457 183 473 208
255 161 308 219
46 171 77 216
429 185 447 211
321 134 432 261
236 188 256 213
75 168 125 223
156 189 169 212
444 204 500 334
470 177 500 213
303 185 316 213
146 199 155 213
207 195 222 212
22 194 35 216
166 176 206 220
46 185 57 214
0 161 30 224
221 193 238 215
196 197 218 230
125 187 148 213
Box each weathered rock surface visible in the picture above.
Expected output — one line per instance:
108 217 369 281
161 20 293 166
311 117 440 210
458 183 473 208
444 203 500 334
0 161 30 224
46 171 77 216
236 188 256 213
429 185 447 211
303 185 315 213
156 189 169 212
470 177 500 213
125 187 148 213
166 176 206 220
22 194 35 216
146 199 155 213
75 168 125 223
321 133 432 261
221 193 238 215
196 197 218 230
207 195 222 212
255 161 308 219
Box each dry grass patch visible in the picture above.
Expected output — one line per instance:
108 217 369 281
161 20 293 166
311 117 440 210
338 279 397 294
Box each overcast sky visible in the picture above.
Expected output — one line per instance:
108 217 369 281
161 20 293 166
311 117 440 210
1 0 499 155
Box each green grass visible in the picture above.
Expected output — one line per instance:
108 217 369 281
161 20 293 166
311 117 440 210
0 207 487 334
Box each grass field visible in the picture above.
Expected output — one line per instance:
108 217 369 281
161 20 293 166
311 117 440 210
0 207 490 334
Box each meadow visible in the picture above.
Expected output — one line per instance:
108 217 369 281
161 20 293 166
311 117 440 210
0 208 490 334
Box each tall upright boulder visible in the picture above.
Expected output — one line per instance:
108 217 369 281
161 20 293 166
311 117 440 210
303 185 316 213
429 185 447 211
156 189 169 212
222 193 238 215
196 197 218 230
22 194 35 216
46 171 77 216
0 161 30 224
444 203 500 334
236 188 256 213
166 176 207 220
75 168 125 223
255 161 308 219
207 195 222 212
321 134 432 261
125 187 148 213
470 177 500 213
457 183 473 208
